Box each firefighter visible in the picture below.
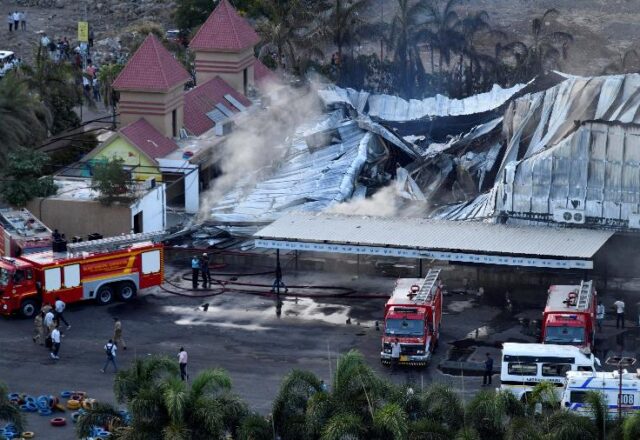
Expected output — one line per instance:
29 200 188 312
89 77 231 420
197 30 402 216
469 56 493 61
200 253 210 287
113 317 126 350
32 311 45 345
191 256 200 289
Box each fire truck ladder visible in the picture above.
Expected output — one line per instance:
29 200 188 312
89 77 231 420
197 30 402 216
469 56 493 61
576 280 593 311
413 269 441 304
66 231 166 254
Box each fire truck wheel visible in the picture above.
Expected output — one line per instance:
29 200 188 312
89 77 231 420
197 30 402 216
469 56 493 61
118 282 137 302
96 285 115 305
20 299 38 318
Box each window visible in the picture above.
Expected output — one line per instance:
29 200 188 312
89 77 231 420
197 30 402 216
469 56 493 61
0 268 9 286
542 363 572 377
570 391 589 404
63 264 80 288
13 270 25 284
141 250 161 274
578 366 595 372
544 326 585 345
385 318 424 336
44 267 61 291
507 362 537 375
172 109 177 138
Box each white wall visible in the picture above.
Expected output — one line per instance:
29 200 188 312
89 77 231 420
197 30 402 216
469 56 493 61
129 183 166 232
158 158 200 214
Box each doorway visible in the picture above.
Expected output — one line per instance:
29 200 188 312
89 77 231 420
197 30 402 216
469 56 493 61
133 211 143 233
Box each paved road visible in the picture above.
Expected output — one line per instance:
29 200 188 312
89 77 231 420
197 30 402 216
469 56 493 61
0 264 507 439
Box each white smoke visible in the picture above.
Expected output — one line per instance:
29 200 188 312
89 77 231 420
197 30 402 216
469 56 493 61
197 80 326 220
328 183 429 218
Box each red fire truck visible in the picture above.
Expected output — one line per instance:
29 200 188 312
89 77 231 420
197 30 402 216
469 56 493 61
381 269 443 367
541 280 597 350
0 232 164 318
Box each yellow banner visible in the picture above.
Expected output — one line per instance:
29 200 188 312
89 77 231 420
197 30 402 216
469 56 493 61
78 21 89 42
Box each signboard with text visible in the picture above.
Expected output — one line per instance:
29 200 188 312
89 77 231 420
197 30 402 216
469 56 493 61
77 21 88 42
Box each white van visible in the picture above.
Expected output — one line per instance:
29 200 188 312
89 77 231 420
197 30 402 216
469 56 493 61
562 370 640 417
500 342 599 400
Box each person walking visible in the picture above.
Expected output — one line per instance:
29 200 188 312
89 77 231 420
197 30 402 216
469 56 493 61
614 298 625 329
483 353 494 386
50 324 61 360
54 297 70 329
191 256 200 289
390 338 401 372
7 13 13 32
101 339 118 373
12 12 18 33
200 253 210 287
113 317 126 350
20 11 25 31
596 302 605 331
178 347 188 381
32 311 45 345
92 77 101 102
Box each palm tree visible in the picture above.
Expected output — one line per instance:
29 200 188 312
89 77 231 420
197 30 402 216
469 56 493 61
257 0 324 74
623 412 640 440
324 0 370 64
272 369 322 439
501 8 573 83
465 389 524 439
0 382 25 434
0 72 49 157
387 0 431 97
602 49 640 74
422 0 463 75
78 358 248 439
19 44 82 134
237 413 273 440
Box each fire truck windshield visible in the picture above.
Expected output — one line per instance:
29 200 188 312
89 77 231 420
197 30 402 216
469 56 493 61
545 326 585 345
385 319 424 337
0 267 10 287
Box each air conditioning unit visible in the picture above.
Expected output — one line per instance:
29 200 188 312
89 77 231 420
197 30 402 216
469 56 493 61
628 214 640 229
553 208 586 224
215 120 233 136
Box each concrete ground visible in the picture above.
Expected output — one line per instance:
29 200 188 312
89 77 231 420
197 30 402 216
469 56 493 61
0 261 634 439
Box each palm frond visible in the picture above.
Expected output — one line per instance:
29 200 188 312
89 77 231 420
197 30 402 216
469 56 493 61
373 402 408 440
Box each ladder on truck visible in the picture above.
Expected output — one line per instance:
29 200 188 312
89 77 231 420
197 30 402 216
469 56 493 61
413 269 441 304
575 280 593 311
66 231 166 254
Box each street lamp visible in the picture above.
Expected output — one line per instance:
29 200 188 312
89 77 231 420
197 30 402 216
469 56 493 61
605 355 636 422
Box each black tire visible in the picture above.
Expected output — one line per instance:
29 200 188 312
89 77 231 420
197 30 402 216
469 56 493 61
20 299 38 318
118 282 137 302
96 285 115 305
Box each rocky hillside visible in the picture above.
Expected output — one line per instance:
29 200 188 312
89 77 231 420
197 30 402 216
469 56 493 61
1 0 639 76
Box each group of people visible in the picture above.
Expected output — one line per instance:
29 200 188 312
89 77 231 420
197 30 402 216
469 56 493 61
32 297 70 360
6 11 26 32
82 60 101 101
191 253 211 289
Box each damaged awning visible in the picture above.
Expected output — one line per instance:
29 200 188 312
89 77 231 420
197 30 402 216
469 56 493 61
255 212 614 269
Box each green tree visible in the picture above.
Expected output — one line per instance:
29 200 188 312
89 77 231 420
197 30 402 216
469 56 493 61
78 357 249 439
0 147 57 207
0 382 25 433
237 413 273 440
20 44 81 135
97 63 124 110
324 0 370 65
174 0 265 31
0 73 50 156
91 157 134 205
465 389 524 439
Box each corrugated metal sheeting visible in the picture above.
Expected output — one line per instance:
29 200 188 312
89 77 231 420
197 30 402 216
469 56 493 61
255 212 613 259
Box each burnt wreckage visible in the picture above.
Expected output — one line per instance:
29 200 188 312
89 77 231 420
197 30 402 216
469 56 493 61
204 72 640 245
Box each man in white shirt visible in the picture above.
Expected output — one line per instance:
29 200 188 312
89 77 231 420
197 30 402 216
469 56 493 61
54 297 70 329
50 324 61 359
44 309 54 329
614 299 625 329
596 302 605 331
101 339 118 373
178 347 188 381
390 338 401 372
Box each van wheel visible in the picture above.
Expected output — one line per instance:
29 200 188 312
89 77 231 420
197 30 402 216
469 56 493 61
96 285 114 305
21 299 38 318
118 282 137 302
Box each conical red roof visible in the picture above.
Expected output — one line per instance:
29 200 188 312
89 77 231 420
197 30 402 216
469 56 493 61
190 0 260 52
113 34 191 92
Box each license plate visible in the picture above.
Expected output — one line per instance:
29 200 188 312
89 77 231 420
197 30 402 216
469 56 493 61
400 355 408 362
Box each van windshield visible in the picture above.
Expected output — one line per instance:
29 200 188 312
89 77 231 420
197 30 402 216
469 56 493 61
385 319 424 336
545 326 585 345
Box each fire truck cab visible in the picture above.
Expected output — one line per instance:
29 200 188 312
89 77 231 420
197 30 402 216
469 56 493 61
0 233 164 318
381 269 443 367
542 280 597 350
